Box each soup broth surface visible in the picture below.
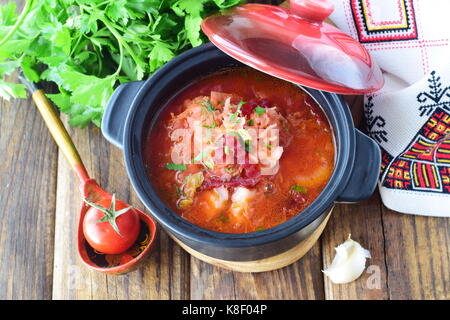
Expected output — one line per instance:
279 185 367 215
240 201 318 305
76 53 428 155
144 68 334 233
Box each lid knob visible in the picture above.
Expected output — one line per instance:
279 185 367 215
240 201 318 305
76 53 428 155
290 0 334 24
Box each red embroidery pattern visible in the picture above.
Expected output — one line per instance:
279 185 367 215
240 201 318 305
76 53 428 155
351 0 418 43
384 158 412 189
381 108 450 193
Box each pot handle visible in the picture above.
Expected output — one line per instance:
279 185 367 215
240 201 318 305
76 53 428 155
102 81 145 149
336 129 381 203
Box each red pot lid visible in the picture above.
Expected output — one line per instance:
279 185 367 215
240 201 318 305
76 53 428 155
201 0 383 95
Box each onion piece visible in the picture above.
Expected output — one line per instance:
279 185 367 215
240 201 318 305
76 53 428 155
322 235 371 284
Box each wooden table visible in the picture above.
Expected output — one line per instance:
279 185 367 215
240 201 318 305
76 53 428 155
0 1 449 301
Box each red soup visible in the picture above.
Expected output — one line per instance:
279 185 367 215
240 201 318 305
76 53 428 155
144 68 335 233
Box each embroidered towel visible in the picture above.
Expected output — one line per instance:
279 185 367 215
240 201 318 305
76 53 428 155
329 0 450 217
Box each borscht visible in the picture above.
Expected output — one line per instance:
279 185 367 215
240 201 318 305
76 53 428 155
144 68 335 233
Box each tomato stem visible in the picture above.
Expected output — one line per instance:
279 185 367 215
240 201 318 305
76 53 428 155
84 194 132 237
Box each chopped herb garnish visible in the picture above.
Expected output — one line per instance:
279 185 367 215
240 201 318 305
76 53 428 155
244 140 252 152
254 106 266 116
291 184 308 194
193 151 214 170
175 185 186 198
200 104 209 117
255 227 265 232
200 99 218 128
266 143 272 149
201 99 214 113
203 159 215 170
203 99 216 112
247 119 254 126
229 101 246 123
166 163 187 171
202 123 217 129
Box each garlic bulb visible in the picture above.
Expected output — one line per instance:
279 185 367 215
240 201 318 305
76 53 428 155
323 235 371 284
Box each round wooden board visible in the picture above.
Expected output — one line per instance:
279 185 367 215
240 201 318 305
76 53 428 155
171 208 333 272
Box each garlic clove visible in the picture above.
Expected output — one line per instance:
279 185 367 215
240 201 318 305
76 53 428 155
323 235 371 284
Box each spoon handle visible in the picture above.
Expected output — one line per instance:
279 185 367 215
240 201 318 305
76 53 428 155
20 73 91 183
31 89 90 183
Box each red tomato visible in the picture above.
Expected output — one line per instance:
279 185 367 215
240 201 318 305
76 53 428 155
83 197 141 254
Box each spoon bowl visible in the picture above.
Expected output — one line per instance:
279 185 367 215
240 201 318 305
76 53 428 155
77 180 156 273
20 74 157 274
77 180 157 274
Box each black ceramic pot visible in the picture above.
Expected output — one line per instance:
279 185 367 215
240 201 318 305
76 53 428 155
102 43 381 264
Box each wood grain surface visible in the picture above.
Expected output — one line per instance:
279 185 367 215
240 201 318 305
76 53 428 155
0 0 448 301
0 73 57 299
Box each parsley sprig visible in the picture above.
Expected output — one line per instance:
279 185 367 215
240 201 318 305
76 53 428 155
0 0 242 128
229 101 246 123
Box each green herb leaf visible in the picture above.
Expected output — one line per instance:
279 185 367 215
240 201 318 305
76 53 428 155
175 184 186 198
229 101 246 122
244 140 252 152
291 184 308 194
149 41 175 72
173 0 205 16
203 159 214 170
204 99 216 112
0 2 17 26
0 80 26 100
184 14 203 47
193 151 214 170
202 123 217 129
58 70 116 108
52 25 72 56
254 106 266 116
0 0 241 128
48 92 102 128
166 162 187 171
20 56 39 82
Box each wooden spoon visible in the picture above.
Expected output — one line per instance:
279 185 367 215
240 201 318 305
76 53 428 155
19 74 157 274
